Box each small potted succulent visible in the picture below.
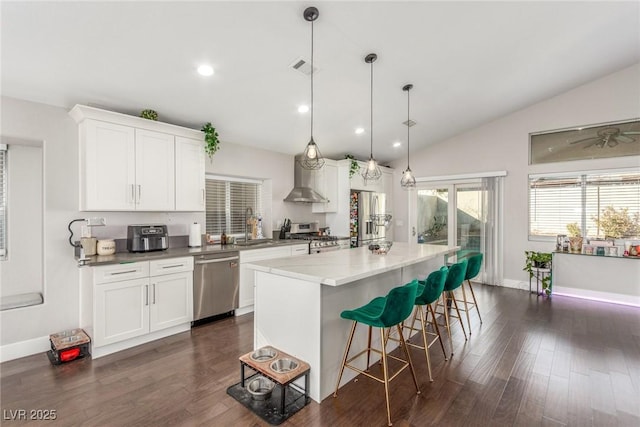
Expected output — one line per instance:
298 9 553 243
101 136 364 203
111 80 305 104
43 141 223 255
566 222 583 253
140 109 158 121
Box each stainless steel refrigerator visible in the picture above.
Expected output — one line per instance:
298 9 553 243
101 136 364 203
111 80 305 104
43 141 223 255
350 190 388 247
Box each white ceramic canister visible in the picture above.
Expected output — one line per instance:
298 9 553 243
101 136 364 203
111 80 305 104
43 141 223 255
97 239 116 255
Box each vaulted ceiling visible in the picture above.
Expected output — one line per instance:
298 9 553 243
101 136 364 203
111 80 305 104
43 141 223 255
2 1 639 164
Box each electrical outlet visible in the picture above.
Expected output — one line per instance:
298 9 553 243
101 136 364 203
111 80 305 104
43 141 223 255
85 217 106 226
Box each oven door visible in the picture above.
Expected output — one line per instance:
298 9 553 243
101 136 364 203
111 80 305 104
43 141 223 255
310 245 341 255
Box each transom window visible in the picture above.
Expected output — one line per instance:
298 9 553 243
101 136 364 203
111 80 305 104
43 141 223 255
529 169 640 240
205 176 262 236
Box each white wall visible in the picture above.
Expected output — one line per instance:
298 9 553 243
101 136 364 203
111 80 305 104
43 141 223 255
390 63 640 286
0 96 324 361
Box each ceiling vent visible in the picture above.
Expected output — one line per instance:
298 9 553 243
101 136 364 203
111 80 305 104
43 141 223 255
403 119 417 127
290 57 317 76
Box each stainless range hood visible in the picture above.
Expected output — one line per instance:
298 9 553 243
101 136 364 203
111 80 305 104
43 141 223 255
283 156 329 203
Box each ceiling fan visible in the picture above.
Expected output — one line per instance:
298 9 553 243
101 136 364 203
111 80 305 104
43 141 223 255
569 126 640 148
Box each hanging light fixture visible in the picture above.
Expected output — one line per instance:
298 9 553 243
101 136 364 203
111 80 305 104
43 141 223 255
299 6 325 170
361 53 382 184
400 84 416 189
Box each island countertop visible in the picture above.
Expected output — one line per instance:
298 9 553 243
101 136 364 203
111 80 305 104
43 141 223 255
246 242 458 286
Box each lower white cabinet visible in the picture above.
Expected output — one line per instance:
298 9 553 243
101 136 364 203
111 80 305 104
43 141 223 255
237 244 308 314
86 257 193 357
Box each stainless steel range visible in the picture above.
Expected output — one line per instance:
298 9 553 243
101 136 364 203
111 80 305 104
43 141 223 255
288 222 345 254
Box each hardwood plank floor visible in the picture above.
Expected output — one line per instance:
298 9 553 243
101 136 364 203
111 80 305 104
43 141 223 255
2 285 639 426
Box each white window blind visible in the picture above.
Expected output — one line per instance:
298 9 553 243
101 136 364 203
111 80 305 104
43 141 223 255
529 170 640 239
205 178 262 235
0 144 7 259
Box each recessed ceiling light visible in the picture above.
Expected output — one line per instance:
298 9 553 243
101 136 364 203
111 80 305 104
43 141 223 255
355 127 365 134
197 64 214 76
393 141 402 148
298 105 309 113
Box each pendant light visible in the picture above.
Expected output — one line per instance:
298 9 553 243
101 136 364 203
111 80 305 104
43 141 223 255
400 84 416 189
361 53 382 184
299 6 325 170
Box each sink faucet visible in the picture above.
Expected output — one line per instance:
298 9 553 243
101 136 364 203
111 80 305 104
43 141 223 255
245 207 253 243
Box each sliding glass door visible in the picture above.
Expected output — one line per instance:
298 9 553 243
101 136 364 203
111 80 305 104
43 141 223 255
411 177 503 285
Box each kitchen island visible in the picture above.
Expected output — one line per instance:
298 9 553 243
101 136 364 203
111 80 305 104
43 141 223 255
246 242 458 402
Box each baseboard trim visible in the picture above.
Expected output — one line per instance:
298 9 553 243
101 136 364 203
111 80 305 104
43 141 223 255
91 323 191 359
501 279 529 291
0 335 50 363
235 305 254 316
553 286 640 307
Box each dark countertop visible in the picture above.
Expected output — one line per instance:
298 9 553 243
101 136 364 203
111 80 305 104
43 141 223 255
77 239 309 267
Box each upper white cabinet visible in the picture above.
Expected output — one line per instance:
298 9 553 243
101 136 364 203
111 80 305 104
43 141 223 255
312 159 338 213
70 104 205 212
175 136 205 211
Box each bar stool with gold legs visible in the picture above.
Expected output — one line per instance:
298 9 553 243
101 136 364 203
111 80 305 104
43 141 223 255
435 259 469 357
400 266 449 382
463 253 483 327
333 280 420 427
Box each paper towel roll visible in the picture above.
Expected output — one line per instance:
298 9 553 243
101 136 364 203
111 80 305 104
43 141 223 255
189 223 201 247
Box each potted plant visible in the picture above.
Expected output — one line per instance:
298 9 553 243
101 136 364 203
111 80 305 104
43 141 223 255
201 122 220 159
566 222 583 252
523 251 552 295
345 154 360 178
140 109 158 121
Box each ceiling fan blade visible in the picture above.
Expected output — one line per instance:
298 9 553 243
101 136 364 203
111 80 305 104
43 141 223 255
617 135 636 143
607 139 619 147
570 136 601 145
621 131 640 135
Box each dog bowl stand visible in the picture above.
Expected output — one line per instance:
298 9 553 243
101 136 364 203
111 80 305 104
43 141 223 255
226 346 311 425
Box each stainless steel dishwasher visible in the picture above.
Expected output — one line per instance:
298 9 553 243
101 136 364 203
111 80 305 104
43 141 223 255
193 252 239 323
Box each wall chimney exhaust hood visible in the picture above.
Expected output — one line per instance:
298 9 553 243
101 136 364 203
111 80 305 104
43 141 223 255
283 155 329 203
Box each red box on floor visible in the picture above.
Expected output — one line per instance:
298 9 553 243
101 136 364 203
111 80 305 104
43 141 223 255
47 328 91 365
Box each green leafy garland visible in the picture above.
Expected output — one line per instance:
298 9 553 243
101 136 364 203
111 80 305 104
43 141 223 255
201 122 220 159
345 154 360 178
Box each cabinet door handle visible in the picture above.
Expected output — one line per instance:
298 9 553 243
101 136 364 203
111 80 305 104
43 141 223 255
137 185 141 204
152 283 156 304
161 264 184 269
145 285 149 306
131 184 135 204
110 269 137 276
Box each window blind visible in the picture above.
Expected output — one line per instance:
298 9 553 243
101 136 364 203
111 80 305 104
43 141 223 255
0 144 6 259
529 170 640 239
205 178 262 235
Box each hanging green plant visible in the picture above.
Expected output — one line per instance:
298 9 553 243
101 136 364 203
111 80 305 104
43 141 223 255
140 109 158 121
523 251 552 295
201 122 220 159
345 154 360 178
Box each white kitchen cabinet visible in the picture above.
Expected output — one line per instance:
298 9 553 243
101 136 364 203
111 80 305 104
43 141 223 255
382 169 394 215
80 120 136 210
350 160 386 193
175 136 205 211
135 129 175 211
94 277 150 346
237 244 308 315
70 104 205 212
312 160 338 213
87 256 193 358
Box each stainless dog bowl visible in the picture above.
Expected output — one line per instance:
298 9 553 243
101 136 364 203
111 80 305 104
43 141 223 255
270 358 299 373
246 376 275 401
249 347 278 362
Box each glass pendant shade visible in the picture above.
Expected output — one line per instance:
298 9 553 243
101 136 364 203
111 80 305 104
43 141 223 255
299 7 324 170
361 53 382 184
400 83 416 190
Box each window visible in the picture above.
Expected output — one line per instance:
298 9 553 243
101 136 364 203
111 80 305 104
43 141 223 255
529 169 640 240
0 144 6 260
205 176 262 236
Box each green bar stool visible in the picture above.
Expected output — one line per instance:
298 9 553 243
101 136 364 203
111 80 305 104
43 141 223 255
401 266 449 382
333 280 420 427
435 259 469 357
463 253 483 327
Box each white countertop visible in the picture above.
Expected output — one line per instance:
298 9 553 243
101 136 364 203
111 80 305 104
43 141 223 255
246 242 458 286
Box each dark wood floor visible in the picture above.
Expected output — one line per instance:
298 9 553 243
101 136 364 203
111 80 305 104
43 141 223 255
2 285 639 426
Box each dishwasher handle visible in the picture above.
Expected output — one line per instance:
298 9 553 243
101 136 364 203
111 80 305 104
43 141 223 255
194 256 239 265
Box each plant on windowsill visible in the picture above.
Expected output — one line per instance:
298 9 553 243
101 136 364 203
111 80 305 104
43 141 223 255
566 222 583 253
523 251 552 295
201 122 220 160
345 154 360 178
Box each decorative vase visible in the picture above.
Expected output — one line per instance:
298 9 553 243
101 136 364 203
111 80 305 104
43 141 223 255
568 236 583 253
